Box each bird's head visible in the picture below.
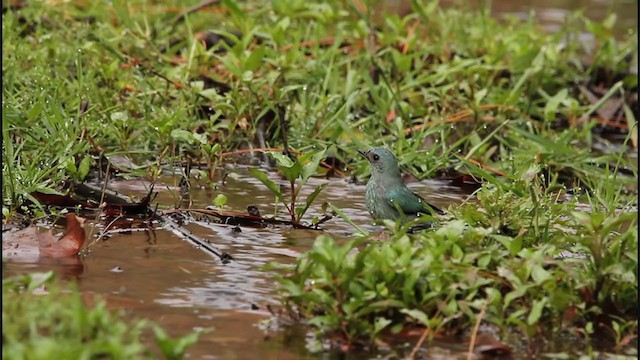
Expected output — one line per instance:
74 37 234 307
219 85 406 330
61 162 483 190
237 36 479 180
357 147 401 176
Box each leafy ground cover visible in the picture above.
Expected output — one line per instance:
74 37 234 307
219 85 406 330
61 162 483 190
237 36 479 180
2 0 637 357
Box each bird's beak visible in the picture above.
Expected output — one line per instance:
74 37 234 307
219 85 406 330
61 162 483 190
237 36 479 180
357 149 367 158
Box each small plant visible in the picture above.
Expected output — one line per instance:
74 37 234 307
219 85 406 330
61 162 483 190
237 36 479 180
213 193 228 209
249 148 329 224
153 325 204 360
171 129 222 184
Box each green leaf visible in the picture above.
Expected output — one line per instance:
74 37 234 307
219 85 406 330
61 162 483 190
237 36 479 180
530 265 552 284
451 244 463 261
77 155 92 181
503 286 528 310
300 149 328 183
269 152 301 182
25 271 55 292
244 46 265 72
192 132 208 145
527 298 546 325
64 158 78 174
477 253 492 268
248 168 284 202
170 129 196 144
400 308 429 326
373 317 392 335
269 151 294 167
153 325 202 360
544 89 567 121
296 183 327 222
510 236 523 256
31 187 64 195
222 0 245 17
310 235 338 272
219 53 242 77
209 143 221 156
602 212 638 236
279 280 304 297
474 88 488 105
213 194 228 208
436 220 466 239
327 202 369 236
622 103 637 148
571 211 593 230
493 234 521 256
110 111 128 121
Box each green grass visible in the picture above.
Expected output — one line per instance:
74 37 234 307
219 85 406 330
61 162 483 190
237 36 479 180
2 0 637 209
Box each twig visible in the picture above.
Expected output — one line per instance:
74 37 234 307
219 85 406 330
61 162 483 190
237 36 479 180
276 105 293 159
313 213 334 228
84 214 124 251
162 208 325 230
405 103 541 135
460 155 507 177
467 300 488 360
220 147 287 157
84 161 112 250
406 327 431 359
154 210 233 262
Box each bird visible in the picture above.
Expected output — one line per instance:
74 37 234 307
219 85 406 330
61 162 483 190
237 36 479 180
358 147 444 224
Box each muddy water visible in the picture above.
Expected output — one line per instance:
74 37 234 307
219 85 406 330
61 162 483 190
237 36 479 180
3 166 471 359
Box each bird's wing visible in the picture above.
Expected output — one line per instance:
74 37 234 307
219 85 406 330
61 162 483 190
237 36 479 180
385 186 444 216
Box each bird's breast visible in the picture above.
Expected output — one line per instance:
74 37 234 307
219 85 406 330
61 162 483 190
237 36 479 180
365 179 397 220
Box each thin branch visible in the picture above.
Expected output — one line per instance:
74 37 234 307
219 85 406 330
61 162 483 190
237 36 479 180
467 300 488 360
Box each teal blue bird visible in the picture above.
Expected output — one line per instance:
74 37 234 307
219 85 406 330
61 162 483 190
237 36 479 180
358 147 444 223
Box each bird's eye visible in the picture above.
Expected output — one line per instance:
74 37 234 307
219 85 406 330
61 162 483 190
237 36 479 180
372 154 380 161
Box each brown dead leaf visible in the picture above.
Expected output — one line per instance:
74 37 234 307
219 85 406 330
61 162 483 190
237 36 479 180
619 333 637 347
38 214 86 258
578 85 623 120
471 333 512 356
2 226 40 261
31 192 93 208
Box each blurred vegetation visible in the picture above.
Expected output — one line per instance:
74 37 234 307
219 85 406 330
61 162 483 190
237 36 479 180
2 271 202 359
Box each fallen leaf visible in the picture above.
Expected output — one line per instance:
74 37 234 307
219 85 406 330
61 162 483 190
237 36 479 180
471 333 512 356
619 334 637 347
2 226 40 261
38 214 86 258
31 192 93 208
386 109 396 122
